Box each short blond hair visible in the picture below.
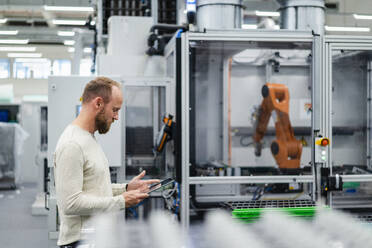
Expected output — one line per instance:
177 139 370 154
82 77 121 104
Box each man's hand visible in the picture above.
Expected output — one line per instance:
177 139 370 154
122 190 148 208
127 170 160 193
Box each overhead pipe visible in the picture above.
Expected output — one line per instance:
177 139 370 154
276 0 325 35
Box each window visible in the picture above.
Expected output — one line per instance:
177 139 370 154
79 58 93 76
52 60 71 76
13 58 51 79
0 59 10 78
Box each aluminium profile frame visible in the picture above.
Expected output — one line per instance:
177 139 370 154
121 77 173 181
325 35 372 207
179 30 321 229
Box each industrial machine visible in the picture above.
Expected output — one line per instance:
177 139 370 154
0 122 28 189
161 0 372 228
253 83 303 169
164 29 317 227
20 101 49 215
0 103 29 189
323 41 372 218
0 104 19 123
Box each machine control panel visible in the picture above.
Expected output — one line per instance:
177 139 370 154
315 137 330 163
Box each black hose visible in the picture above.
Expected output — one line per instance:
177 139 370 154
150 24 187 33
147 25 187 56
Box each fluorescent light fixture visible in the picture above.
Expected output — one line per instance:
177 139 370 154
83 47 92 53
0 39 28 44
15 58 48 63
0 46 36 52
53 19 86 26
64 40 75 46
44 5 94 12
57 31 75 36
325 25 370 32
68 47 75 53
353 14 372 20
242 24 258 29
0 19 7 24
7 53 42 58
255 11 280 17
0 30 18 35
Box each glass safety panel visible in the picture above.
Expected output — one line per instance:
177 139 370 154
124 85 170 180
330 49 372 208
189 40 313 178
331 50 371 173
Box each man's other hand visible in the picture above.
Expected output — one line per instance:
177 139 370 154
122 190 149 207
127 170 160 193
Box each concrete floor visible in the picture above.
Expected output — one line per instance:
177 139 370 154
0 183 49 247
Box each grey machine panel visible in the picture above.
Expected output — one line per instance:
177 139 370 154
48 75 123 168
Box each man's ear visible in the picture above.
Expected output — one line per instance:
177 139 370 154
93 97 104 109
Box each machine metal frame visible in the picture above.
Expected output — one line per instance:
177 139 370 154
170 30 322 228
324 35 372 207
121 77 173 181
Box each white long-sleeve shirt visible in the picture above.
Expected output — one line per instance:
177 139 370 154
54 124 126 246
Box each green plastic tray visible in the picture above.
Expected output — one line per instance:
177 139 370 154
232 207 318 223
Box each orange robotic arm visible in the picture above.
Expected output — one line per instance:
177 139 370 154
253 83 302 169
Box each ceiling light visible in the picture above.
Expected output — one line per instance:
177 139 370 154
44 5 94 12
64 40 75 46
353 14 372 20
242 24 258 29
7 53 42 58
0 30 18 35
84 47 92 53
53 20 86 26
15 58 48 63
68 47 75 53
0 19 7 24
57 31 75 36
0 39 28 44
325 26 370 32
255 11 280 17
0 46 36 52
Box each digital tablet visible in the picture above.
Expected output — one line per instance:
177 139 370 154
149 178 174 193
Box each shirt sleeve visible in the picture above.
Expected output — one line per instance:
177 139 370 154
55 141 126 216
111 183 127 196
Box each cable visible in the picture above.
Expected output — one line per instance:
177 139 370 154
128 207 138 219
128 198 148 219
240 135 253 147
161 182 177 199
261 192 305 201
252 187 261 200
174 182 180 217
252 185 272 200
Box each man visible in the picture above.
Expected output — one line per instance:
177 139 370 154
54 77 159 247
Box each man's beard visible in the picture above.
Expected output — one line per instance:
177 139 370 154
95 109 112 134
